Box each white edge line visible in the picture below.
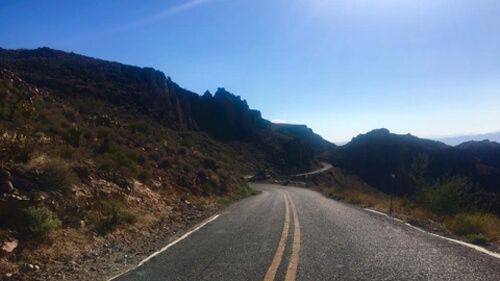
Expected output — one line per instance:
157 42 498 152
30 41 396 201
364 208 500 260
107 214 221 281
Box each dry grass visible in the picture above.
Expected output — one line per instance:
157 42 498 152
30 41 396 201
315 167 500 243
316 167 390 210
15 227 99 271
444 213 500 242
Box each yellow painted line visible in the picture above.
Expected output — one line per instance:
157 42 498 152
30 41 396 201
285 192 301 281
264 193 291 281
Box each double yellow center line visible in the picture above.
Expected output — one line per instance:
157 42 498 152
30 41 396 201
264 192 301 281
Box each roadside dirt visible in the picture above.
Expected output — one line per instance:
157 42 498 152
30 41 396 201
1 200 224 281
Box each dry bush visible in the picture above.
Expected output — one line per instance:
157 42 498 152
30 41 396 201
40 158 79 191
444 213 500 241
29 155 79 191
320 186 385 208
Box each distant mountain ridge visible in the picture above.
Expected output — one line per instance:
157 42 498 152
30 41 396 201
437 132 500 146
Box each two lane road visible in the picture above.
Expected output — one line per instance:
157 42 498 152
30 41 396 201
113 184 500 281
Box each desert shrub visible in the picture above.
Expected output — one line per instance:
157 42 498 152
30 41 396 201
100 150 140 178
95 115 111 126
406 208 433 226
320 188 335 199
177 147 188 155
180 136 196 148
23 206 62 237
10 101 37 124
40 158 79 191
129 121 150 134
149 149 164 162
11 145 32 163
97 199 138 235
197 169 208 180
98 130 115 154
465 234 489 245
422 177 469 215
281 179 291 186
126 150 144 164
76 97 105 115
158 157 172 169
202 183 214 194
62 108 77 122
138 168 152 182
201 158 217 170
62 126 81 147
400 199 417 212
444 213 481 236
444 213 500 241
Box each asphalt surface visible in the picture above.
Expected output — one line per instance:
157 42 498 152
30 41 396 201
289 162 332 177
112 184 500 281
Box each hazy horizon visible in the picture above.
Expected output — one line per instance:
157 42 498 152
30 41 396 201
1 0 499 142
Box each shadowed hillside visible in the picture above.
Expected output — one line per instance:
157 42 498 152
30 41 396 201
0 47 331 175
321 129 500 215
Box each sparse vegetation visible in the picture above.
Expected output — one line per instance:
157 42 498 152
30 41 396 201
23 206 62 238
421 177 470 216
39 157 79 191
444 213 500 242
97 199 138 235
281 179 291 186
306 166 500 245
465 234 490 245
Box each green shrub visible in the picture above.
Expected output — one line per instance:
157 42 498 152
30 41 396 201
444 213 481 236
129 122 150 134
180 136 196 149
41 158 79 190
320 188 335 199
23 206 62 237
422 177 469 215
62 127 81 147
76 97 105 115
97 199 138 235
281 179 291 186
465 234 489 245
100 150 140 178
202 183 214 194
443 213 500 242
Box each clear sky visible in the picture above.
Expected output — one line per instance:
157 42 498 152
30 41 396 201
1 0 499 142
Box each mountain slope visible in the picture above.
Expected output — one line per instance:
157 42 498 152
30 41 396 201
0 47 330 174
321 129 500 214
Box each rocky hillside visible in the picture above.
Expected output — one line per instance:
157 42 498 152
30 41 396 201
0 47 331 279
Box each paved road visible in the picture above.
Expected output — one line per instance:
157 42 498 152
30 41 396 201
289 162 332 177
112 184 500 281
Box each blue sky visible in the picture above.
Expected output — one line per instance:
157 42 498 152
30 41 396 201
1 0 499 142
